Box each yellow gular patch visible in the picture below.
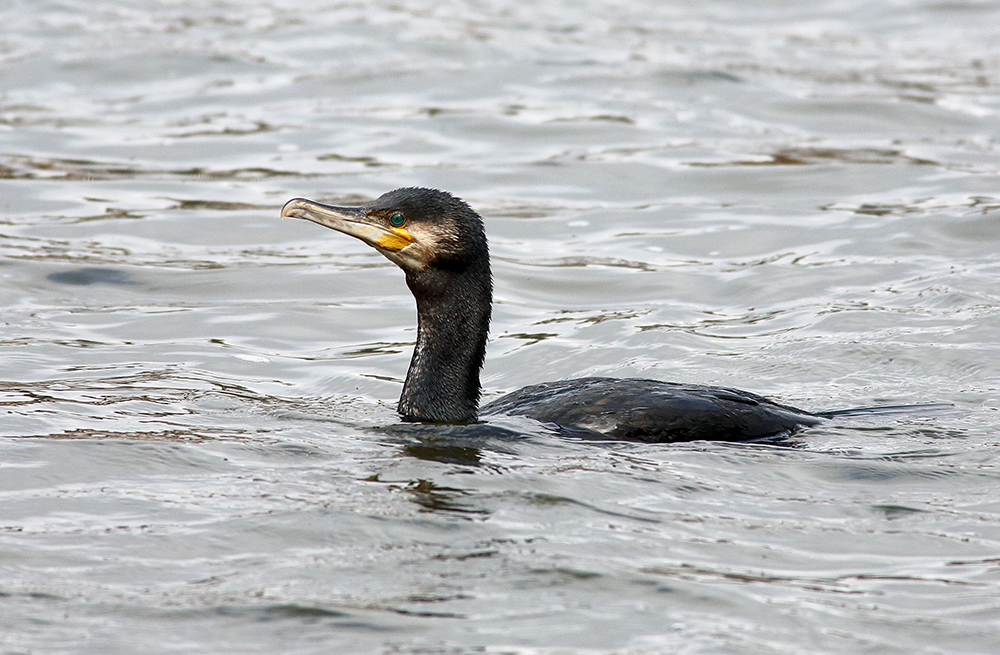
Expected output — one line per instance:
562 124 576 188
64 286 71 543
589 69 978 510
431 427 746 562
376 229 413 252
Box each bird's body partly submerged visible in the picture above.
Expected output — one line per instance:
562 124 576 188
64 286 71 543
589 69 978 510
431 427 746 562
281 187 930 443
480 378 821 442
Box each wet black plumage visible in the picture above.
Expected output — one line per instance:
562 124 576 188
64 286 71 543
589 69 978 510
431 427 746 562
281 187 922 442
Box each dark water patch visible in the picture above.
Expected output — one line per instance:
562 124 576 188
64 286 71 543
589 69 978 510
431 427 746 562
341 341 410 358
26 427 253 442
524 566 603 585
0 232 229 267
169 120 275 138
373 421 538 467
167 198 276 211
967 196 1000 215
403 478 485 515
637 306 802 337
521 492 662 523
172 165 310 180
316 153 388 167
516 256 657 271
823 195 1000 218
0 590 66 601
641 563 979 593
639 563 858 593
46 267 140 286
400 442 484 467
645 69 743 85
818 460 961 484
687 147 939 168
0 155 314 181
251 604 351 621
53 339 124 349
946 556 1000 568
535 308 650 328
72 208 147 222
212 603 401 630
383 606 466 619
548 113 636 124
0 155 144 180
496 331 559 346
430 549 499 562
1 369 291 413
376 420 537 445
871 504 928 519
720 251 821 271
834 202 924 217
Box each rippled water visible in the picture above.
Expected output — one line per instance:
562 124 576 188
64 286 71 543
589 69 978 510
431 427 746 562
2 1 1000 653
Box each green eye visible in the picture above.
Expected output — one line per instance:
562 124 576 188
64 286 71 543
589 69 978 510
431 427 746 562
389 212 406 227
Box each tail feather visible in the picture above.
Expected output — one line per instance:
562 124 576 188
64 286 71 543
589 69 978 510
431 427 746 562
815 403 955 419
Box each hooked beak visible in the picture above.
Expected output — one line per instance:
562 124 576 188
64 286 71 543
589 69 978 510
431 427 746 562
281 197 414 252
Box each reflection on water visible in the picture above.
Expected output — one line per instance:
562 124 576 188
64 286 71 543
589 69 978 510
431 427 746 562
1 0 1000 653
46 267 140 286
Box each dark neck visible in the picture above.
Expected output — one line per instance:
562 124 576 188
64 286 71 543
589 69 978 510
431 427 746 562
397 260 492 423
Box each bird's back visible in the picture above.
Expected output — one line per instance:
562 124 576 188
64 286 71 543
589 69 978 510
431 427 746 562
480 377 821 443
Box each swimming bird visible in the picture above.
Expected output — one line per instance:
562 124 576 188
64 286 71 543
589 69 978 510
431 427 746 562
282 187 921 442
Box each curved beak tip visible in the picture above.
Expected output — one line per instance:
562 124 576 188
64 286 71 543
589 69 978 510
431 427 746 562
280 198 306 220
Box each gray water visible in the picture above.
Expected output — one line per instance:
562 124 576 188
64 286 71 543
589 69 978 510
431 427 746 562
2 1 1000 653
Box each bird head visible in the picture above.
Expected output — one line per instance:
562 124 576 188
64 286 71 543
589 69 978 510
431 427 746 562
281 187 487 275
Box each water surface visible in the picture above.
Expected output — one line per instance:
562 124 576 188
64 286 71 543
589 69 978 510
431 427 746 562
2 1 999 653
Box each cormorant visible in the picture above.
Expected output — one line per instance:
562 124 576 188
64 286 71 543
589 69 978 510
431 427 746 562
281 187 919 443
